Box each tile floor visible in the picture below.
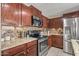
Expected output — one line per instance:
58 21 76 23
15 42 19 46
47 47 72 56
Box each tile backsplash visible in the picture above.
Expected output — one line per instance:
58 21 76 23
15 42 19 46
49 28 63 35
1 26 63 42
1 26 17 41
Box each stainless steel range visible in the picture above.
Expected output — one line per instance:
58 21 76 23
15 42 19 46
38 36 48 56
27 30 48 56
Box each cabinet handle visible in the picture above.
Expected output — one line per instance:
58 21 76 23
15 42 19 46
23 52 26 54
27 50 29 52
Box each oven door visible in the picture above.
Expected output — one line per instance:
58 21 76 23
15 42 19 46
38 39 48 56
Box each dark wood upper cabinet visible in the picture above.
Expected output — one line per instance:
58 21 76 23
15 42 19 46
1 3 32 26
49 17 63 29
1 4 49 27
42 15 48 28
21 4 32 26
1 3 21 26
63 11 79 18
29 5 41 18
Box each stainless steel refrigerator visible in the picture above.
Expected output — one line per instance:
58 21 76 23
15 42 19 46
63 17 79 55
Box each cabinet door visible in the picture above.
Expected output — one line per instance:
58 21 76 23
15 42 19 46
48 20 52 28
49 17 63 29
42 15 48 28
21 4 32 26
26 45 37 56
48 36 52 48
12 3 22 26
52 35 63 49
57 36 63 49
52 35 57 47
26 40 37 48
52 37 57 47
1 3 21 26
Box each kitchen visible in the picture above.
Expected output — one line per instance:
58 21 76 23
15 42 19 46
0 3 79 56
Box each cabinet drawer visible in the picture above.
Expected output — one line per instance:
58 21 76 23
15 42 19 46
26 40 37 48
2 44 25 56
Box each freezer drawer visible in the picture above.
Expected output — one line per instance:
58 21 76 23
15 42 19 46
63 41 74 55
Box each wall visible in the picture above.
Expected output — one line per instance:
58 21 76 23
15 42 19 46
50 28 63 35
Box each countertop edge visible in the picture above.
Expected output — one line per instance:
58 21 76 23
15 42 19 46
1 38 37 51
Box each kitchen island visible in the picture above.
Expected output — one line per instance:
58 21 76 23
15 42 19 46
1 38 37 56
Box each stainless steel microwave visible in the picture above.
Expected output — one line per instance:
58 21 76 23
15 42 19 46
32 16 42 27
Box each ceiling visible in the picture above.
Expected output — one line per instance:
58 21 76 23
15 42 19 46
24 3 79 18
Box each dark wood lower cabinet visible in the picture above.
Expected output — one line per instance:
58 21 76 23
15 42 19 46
52 35 63 49
48 36 52 48
2 44 26 56
26 40 37 56
2 40 37 56
26 45 37 56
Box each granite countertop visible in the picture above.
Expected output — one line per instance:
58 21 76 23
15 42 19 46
1 37 37 51
71 39 79 56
